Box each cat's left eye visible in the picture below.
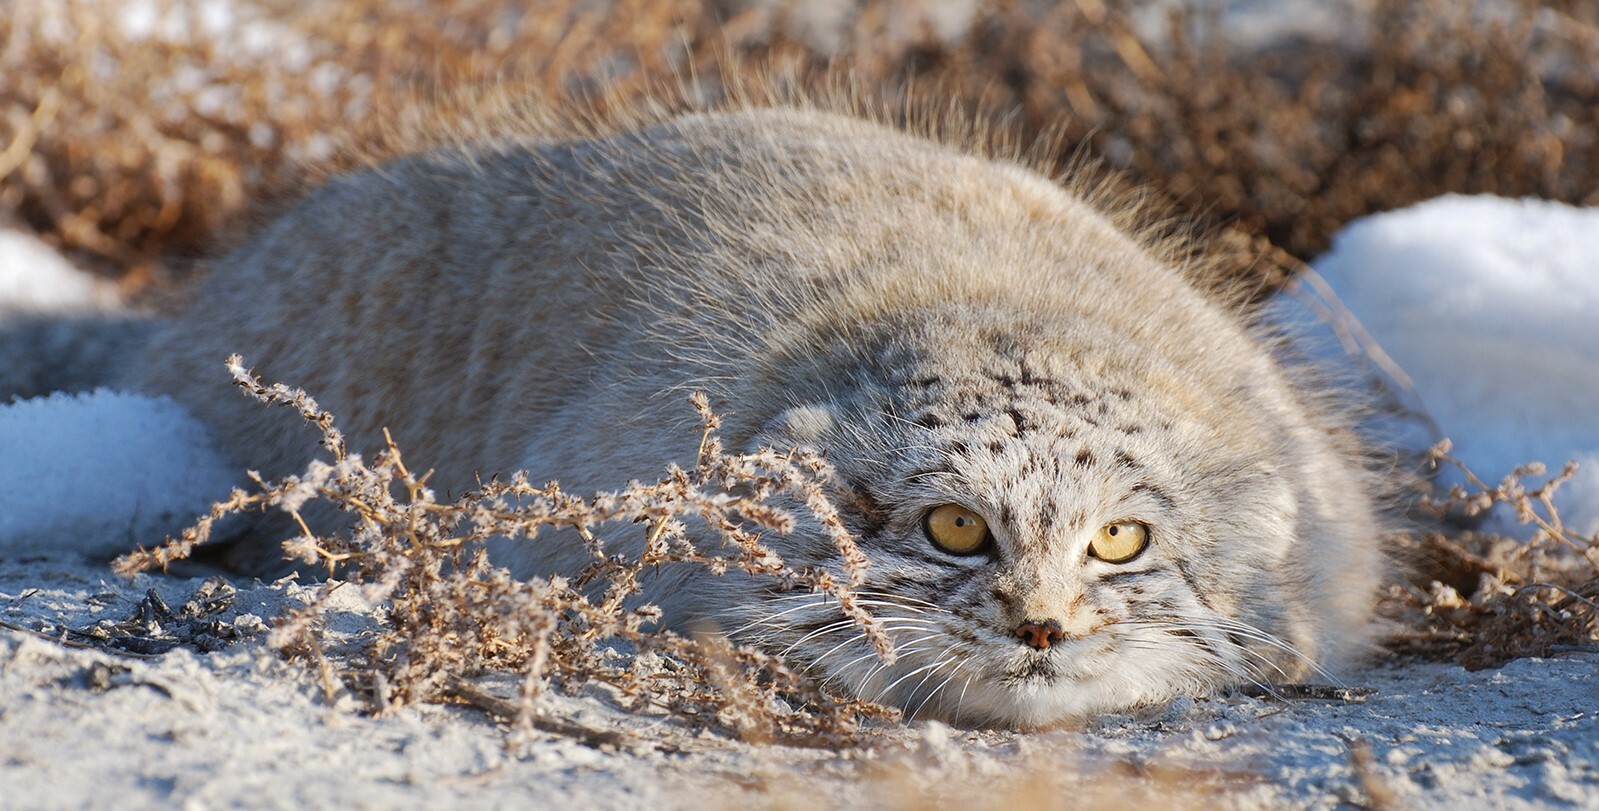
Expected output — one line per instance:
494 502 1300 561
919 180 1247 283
1089 520 1149 563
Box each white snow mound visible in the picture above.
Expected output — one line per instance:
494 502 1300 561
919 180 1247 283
1308 194 1599 535
0 390 239 559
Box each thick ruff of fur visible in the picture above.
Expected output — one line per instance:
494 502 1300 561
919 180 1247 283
127 107 1385 728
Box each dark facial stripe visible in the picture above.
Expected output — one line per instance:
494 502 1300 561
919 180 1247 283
1130 482 1176 510
843 477 888 536
1173 557 1214 611
1096 568 1163 586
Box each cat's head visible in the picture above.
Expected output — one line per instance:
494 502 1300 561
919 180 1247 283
717 319 1376 728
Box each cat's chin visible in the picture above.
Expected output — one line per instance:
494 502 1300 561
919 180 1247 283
902 664 1196 729
922 680 1106 729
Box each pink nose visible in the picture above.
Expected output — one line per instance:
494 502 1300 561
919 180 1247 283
1015 620 1064 650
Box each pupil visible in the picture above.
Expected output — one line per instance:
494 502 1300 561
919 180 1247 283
1108 525 1118 536
955 517 968 527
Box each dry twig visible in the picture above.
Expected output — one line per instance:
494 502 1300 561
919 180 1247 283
116 357 899 745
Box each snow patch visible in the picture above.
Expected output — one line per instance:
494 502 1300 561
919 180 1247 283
1305 194 1599 535
0 390 240 559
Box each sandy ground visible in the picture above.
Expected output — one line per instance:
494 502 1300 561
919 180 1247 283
1 552 1594 810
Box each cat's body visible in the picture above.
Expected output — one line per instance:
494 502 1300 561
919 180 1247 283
126 107 1385 727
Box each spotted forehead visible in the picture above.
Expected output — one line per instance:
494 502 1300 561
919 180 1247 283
878 365 1177 545
888 356 1166 439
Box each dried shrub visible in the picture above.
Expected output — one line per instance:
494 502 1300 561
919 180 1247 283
1386 441 1599 669
116 357 898 745
6 0 1597 294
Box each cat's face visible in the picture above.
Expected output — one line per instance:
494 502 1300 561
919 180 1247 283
726 336 1319 728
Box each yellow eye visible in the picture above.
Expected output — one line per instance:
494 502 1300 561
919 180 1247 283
1089 521 1150 563
924 505 992 555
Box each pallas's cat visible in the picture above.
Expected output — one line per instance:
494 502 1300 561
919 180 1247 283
130 107 1385 727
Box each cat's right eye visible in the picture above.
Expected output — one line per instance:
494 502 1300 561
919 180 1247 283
924 505 993 556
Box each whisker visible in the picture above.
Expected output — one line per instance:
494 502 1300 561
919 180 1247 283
726 599 833 635
872 659 952 705
809 628 942 681
822 634 947 696
954 672 974 722
901 645 965 718
778 619 940 658
906 669 953 720
853 591 946 610
757 593 941 620
1198 617 1343 685
1119 616 1341 686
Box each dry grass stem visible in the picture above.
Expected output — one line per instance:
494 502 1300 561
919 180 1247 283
1385 440 1599 668
116 357 899 745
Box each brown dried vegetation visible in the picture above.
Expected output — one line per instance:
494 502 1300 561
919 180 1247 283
7 0 1599 284
118 357 899 743
1386 442 1598 670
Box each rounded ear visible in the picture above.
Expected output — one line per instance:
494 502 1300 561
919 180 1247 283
770 404 837 446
